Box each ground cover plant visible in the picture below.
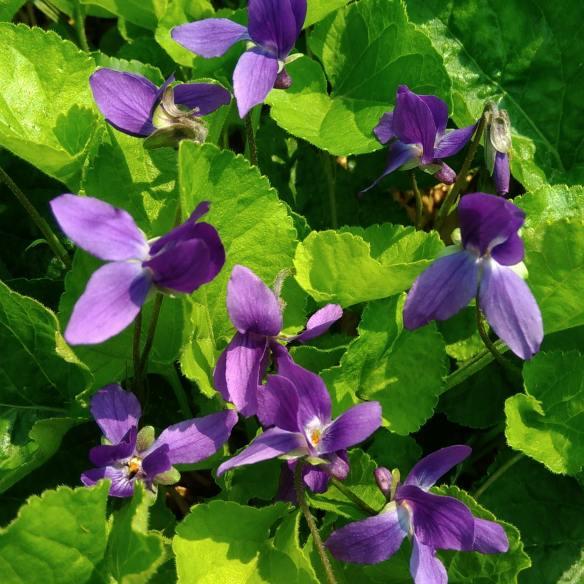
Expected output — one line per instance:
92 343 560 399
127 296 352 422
0 1 582 582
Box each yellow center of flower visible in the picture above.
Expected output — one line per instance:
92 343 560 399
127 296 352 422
309 429 321 446
128 456 142 478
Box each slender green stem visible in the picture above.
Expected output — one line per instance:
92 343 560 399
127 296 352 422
473 453 524 499
295 461 338 584
168 364 194 419
0 164 71 268
331 478 378 516
133 310 144 396
435 110 487 230
323 153 338 229
74 2 90 51
411 171 423 230
244 113 258 166
475 300 521 376
137 294 164 380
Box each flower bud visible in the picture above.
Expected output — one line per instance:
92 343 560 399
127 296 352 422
374 467 393 498
274 69 293 90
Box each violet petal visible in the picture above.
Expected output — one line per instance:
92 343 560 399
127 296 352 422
403 250 479 330
89 426 137 467
472 518 509 553
257 374 300 432
360 140 419 193
493 152 511 195
410 538 448 584
233 48 279 118
50 195 149 262
326 506 408 564
478 260 543 360
65 262 151 345
419 94 449 136
373 112 395 144
319 402 382 455
81 465 135 498
216 427 306 476
247 0 299 57
148 410 238 465
173 83 232 116
292 304 343 343
142 444 172 478
404 445 472 490
433 124 476 159
90 69 158 137
171 19 250 58
227 265 283 336
90 384 141 444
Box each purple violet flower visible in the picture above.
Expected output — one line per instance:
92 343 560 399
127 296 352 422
363 85 476 192
216 359 382 488
171 0 307 118
326 446 509 583
484 102 512 195
403 193 543 360
50 195 225 345
81 384 238 497
90 68 231 148
214 265 342 417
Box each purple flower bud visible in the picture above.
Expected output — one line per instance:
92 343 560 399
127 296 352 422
274 69 293 89
374 467 393 497
434 162 457 184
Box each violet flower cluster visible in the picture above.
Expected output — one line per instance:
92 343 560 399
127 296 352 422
51 195 225 345
172 0 307 117
82 385 237 497
326 446 509 583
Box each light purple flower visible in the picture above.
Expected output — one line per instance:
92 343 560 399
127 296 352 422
81 384 238 497
216 359 382 488
171 0 307 117
214 265 342 417
326 446 509 583
363 85 476 192
90 68 231 147
484 102 512 195
403 193 543 360
51 195 225 345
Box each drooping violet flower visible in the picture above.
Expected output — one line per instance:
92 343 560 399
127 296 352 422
81 384 238 497
216 359 382 491
326 446 509 583
484 102 512 195
171 0 307 118
90 68 231 148
403 193 543 360
50 195 225 345
214 265 342 417
362 85 476 192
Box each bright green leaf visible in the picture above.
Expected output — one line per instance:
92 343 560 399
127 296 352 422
81 0 167 30
305 0 349 27
505 351 584 475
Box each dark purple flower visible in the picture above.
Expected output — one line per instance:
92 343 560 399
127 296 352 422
50 195 225 345
484 102 512 195
81 384 237 497
214 265 342 417
216 359 382 486
363 85 476 192
171 0 307 117
403 193 543 360
90 68 231 147
326 446 509 583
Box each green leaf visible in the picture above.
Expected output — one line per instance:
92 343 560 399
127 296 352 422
322 295 448 433
0 483 110 583
173 500 289 583
0 0 26 21
0 24 99 189
216 458 281 505
104 483 167 584
177 142 297 390
309 449 385 519
294 225 443 307
304 0 348 27
92 51 164 85
81 0 167 30
0 281 91 492
481 455 584 583
505 351 584 475
407 0 584 187
435 486 531 583
366 430 421 475
267 0 451 156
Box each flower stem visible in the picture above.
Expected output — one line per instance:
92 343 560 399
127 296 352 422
435 110 487 230
73 2 90 51
475 300 521 376
473 453 524 499
244 113 258 167
133 310 144 397
0 164 71 268
331 478 378 515
294 461 338 584
411 171 423 230
323 153 338 229
137 294 164 381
